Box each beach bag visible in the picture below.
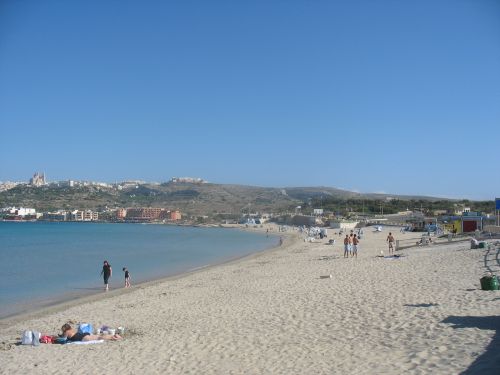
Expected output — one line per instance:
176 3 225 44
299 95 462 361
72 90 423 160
32 331 41 346
21 330 33 345
78 323 93 334
21 330 41 346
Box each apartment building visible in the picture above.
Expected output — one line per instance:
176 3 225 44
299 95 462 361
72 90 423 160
169 210 182 220
120 207 181 221
70 210 98 221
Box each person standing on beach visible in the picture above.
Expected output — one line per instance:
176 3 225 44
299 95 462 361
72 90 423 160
348 234 354 256
387 232 395 254
343 235 350 258
352 234 359 258
123 267 131 288
101 260 112 291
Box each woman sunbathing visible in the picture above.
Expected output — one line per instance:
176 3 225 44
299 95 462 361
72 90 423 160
61 323 121 342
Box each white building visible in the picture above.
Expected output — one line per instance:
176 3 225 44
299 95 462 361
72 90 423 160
70 210 84 221
171 177 207 184
83 210 99 221
59 180 75 187
9 207 36 217
0 181 19 192
71 210 98 221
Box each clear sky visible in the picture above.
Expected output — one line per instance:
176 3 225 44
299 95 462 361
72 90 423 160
1 0 499 200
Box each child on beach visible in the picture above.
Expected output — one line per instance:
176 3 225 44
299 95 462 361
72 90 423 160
123 267 131 288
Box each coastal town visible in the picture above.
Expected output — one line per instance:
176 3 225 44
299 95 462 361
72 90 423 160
0 172 189 223
1 172 498 236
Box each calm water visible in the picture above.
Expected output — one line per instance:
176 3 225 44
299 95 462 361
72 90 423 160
0 222 278 318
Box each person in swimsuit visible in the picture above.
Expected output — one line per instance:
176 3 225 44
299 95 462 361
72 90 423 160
387 232 395 254
123 267 131 288
101 260 112 291
352 234 359 258
343 235 350 258
61 324 121 342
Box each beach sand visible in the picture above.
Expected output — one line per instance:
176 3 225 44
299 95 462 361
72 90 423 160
1 226 499 374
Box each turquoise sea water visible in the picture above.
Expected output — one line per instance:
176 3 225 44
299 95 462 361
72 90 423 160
0 222 278 318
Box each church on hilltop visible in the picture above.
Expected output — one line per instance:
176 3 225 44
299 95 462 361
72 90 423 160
30 172 46 187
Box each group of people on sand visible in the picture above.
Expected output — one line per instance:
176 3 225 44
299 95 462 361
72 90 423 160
343 231 360 258
100 260 131 291
342 230 398 258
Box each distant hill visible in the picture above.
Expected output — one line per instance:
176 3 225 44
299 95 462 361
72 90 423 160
274 187 446 202
0 182 453 217
0 183 299 216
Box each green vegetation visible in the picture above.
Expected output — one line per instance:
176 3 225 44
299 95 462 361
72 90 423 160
307 197 495 216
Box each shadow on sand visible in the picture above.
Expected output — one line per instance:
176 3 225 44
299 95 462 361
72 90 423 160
403 303 438 308
442 315 500 374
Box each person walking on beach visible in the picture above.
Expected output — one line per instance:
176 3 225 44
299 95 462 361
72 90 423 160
387 232 395 254
123 267 131 288
343 235 350 258
101 260 112 291
352 234 359 258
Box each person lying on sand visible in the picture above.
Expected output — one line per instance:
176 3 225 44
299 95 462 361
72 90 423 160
61 324 122 342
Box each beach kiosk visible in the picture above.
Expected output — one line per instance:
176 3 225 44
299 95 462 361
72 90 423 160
461 212 484 233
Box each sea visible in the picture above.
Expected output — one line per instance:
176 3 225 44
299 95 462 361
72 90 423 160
0 221 278 319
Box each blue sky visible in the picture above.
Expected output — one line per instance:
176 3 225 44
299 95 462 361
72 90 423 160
1 0 499 200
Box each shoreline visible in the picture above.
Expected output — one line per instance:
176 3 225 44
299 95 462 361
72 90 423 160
0 226 295 326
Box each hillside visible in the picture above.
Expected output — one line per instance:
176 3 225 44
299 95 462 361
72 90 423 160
0 182 464 219
0 183 302 216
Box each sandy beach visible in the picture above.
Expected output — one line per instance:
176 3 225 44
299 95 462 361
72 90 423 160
1 225 499 374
